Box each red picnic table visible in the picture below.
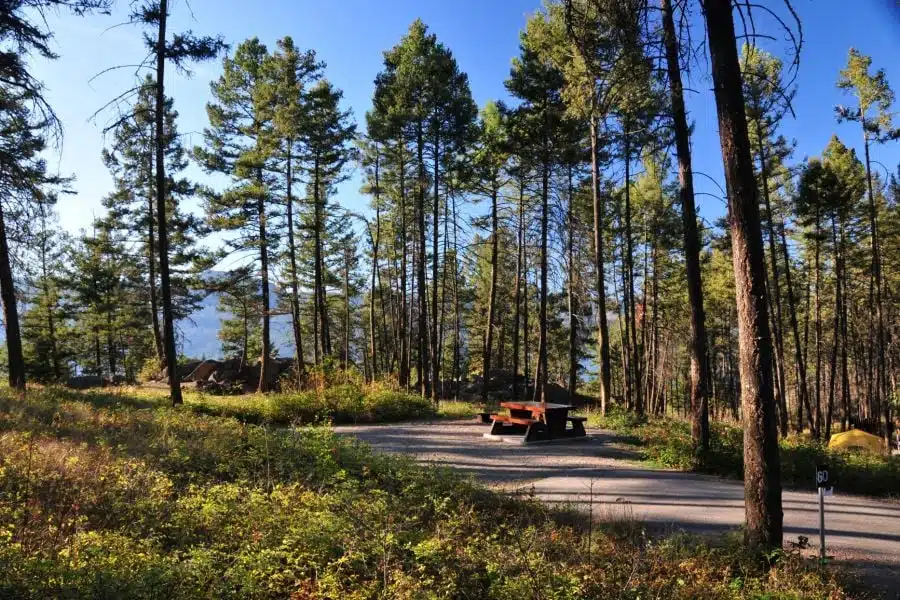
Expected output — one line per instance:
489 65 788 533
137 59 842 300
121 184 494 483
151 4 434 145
487 400 586 442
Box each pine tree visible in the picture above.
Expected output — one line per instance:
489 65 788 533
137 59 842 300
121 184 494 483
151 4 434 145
836 49 899 442
196 38 278 393
296 79 356 366
20 203 71 382
507 20 567 404
99 77 210 366
265 37 321 380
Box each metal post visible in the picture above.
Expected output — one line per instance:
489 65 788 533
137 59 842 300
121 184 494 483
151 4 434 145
818 486 825 562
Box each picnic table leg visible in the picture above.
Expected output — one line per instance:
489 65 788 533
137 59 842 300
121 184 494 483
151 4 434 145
490 418 504 436
571 419 585 437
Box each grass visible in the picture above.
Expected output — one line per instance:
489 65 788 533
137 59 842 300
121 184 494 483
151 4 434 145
80 383 436 426
0 386 862 599
586 409 900 499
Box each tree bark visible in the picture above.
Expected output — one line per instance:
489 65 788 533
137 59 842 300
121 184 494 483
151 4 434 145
662 0 709 452
702 0 782 549
512 179 524 401
398 139 409 388
861 130 890 442
146 150 163 363
258 169 272 392
534 163 549 404
567 165 578 397
754 129 789 438
155 0 182 405
0 200 25 391
431 134 440 402
369 168 381 381
623 131 642 415
483 186 499 401
590 119 612 414
286 142 305 381
416 125 430 398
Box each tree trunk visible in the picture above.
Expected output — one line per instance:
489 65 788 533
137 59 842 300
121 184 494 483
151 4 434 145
155 0 182 405
861 131 890 443
567 165 578 397
258 170 272 393
313 156 327 367
534 163 549 404
483 187 499 401
662 0 710 452
779 202 812 433
814 211 822 439
754 128 789 438
452 190 462 400
397 141 409 388
286 142 305 381
431 134 440 402
590 119 612 414
0 196 26 390
702 0 782 549
623 131 642 415
825 216 841 440
370 196 380 382
839 223 851 431
512 179 524 401
147 150 163 363
416 125 429 398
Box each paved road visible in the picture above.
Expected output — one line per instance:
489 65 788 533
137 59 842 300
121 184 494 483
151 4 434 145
337 420 900 598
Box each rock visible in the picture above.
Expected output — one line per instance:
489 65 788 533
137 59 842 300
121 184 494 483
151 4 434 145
66 375 109 389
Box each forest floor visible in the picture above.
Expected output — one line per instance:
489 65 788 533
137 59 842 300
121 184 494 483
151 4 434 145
337 419 900 598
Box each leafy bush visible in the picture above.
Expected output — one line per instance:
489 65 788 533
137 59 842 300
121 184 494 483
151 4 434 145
589 408 899 498
0 388 857 599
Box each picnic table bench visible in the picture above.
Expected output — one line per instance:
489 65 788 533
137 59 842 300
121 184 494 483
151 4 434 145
486 401 586 442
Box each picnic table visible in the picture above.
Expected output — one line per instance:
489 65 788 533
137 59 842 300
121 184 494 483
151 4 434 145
486 400 586 442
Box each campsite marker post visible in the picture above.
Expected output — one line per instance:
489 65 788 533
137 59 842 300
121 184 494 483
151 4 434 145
815 464 831 562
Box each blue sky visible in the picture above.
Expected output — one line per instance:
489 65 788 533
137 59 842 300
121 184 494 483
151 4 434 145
31 0 900 240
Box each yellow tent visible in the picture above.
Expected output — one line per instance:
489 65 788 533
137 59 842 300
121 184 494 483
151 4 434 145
828 429 885 454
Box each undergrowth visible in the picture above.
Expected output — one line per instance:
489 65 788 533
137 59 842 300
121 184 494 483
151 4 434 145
0 387 859 598
587 408 900 499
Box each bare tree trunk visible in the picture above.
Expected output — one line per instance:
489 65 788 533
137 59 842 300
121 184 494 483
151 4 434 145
814 211 822 439
370 204 380 382
155 0 182 405
623 131 642 415
567 165 578 397
286 143 305 381
662 0 709 452
590 119 612 413
780 211 812 433
755 130 789 438
862 131 890 443
702 0 782 548
431 134 441 402
512 179 524 401
483 187 499 401
416 125 430 398
147 150 163 363
452 190 462 400
826 217 841 439
839 223 851 431
258 177 272 392
534 163 549 404
398 140 409 388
